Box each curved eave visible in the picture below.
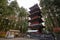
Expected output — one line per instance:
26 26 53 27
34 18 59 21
28 25 45 28
29 13 42 18
29 10 41 15
29 4 39 10
28 18 43 23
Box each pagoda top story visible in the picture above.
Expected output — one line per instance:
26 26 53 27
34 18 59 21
29 4 41 14
29 4 40 10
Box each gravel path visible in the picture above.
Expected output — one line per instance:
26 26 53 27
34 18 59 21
0 38 38 40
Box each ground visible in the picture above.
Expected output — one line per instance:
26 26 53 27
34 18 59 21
0 38 38 40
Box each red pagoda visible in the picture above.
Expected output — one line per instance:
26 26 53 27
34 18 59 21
28 4 45 34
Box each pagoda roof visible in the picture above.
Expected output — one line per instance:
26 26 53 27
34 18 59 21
29 25 45 28
29 9 41 14
31 16 41 20
29 24 41 26
29 12 42 18
28 18 43 23
29 4 39 10
27 30 38 32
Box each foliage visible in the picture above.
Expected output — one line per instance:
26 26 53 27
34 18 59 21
19 20 28 33
18 7 28 33
40 0 60 32
0 0 28 33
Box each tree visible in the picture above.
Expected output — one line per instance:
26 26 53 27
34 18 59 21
18 7 28 33
40 0 60 32
9 0 29 33
0 0 8 31
0 0 29 33
0 0 17 31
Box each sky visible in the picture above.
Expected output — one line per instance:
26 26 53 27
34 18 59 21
17 0 39 11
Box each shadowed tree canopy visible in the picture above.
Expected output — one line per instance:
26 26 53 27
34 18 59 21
40 0 60 32
54 0 60 7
